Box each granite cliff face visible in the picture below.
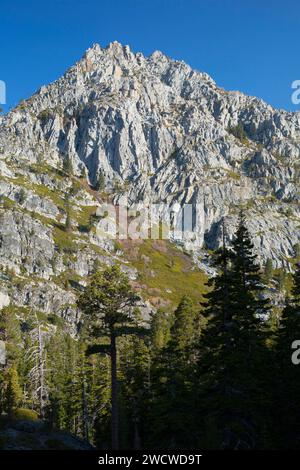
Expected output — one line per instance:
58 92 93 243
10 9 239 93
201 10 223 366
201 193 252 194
0 42 299 326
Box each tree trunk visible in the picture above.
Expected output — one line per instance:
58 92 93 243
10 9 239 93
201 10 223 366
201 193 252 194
133 416 141 449
38 325 45 419
110 332 119 449
82 369 89 441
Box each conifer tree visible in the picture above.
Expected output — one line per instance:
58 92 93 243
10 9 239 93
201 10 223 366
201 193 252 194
4 365 23 416
77 265 141 449
0 307 23 414
95 170 105 192
62 154 73 176
275 263 300 448
0 306 22 363
119 335 151 448
168 295 196 355
80 165 87 179
197 212 269 449
150 296 198 448
276 268 287 292
149 308 172 351
202 219 233 325
64 192 72 232
264 258 273 283
46 330 71 429
230 212 269 323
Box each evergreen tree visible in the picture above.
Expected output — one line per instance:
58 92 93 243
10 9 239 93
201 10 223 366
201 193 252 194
0 306 22 363
264 258 273 283
80 165 87 179
62 154 73 176
46 331 88 436
229 211 269 339
228 212 271 447
276 268 287 292
196 212 270 449
149 308 172 351
275 263 300 448
90 354 112 448
227 122 248 142
202 220 233 325
95 171 105 192
149 296 199 448
168 296 196 354
119 334 151 449
77 265 141 449
294 243 300 259
0 306 23 414
4 365 23 416
63 339 88 437
64 192 72 232
46 330 73 430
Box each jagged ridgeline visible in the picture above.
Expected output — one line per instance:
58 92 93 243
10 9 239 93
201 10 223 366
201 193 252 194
0 42 299 449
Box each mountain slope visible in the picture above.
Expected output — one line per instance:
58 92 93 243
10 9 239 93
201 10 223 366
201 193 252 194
0 41 299 268
0 41 299 328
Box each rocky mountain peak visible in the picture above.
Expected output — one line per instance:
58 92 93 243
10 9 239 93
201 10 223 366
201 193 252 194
0 42 299 273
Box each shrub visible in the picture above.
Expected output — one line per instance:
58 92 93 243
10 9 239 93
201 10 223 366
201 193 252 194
38 109 52 121
12 408 39 421
62 154 73 176
17 188 27 205
228 122 248 142
94 171 105 191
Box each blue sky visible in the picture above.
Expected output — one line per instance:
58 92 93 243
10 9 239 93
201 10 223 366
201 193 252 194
1 0 300 112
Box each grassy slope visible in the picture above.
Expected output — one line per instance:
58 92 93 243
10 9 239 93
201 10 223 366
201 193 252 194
120 239 208 308
1 162 209 310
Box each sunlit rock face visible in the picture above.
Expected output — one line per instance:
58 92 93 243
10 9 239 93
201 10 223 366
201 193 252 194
0 41 299 270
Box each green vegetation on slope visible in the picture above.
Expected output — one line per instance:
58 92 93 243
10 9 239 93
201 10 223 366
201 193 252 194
121 239 208 307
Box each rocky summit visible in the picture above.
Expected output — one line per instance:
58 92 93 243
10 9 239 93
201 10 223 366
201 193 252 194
0 41 299 328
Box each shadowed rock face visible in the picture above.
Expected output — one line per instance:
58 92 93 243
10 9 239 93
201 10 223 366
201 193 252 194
0 42 299 268
0 418 93 450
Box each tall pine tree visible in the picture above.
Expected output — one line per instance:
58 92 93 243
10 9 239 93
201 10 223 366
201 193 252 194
197 213 270 449
77 265 142 450
275 262 300 448
149 296 199 448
